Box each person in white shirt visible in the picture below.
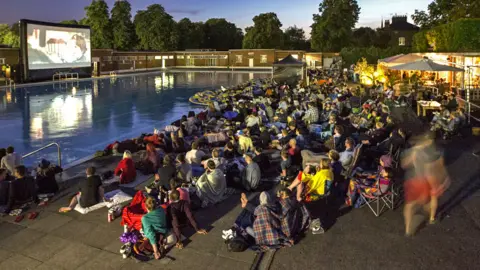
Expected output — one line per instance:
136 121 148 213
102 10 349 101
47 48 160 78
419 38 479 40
1 146 23 175
185 142 205 165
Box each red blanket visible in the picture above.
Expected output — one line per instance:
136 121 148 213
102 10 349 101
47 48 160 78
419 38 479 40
121 191 147 231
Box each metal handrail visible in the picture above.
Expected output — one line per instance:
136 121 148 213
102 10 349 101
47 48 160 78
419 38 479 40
22 142 62 167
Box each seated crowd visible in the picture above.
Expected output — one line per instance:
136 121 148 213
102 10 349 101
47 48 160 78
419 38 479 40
68 75 417 259
0 146 61 212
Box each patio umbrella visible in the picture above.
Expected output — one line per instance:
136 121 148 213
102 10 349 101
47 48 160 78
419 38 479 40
378 54 424 67
389 59 464 72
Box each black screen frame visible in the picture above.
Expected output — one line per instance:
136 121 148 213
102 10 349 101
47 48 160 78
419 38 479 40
20 19 92 82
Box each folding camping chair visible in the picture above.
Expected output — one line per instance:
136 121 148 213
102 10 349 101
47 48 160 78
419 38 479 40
358 176 395 217
343 143 364 179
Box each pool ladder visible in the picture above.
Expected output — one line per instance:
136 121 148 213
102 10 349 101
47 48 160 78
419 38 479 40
22 142 62 167
52 73 79 81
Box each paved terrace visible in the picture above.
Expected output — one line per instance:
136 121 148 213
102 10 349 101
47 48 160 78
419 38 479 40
0 136 479 270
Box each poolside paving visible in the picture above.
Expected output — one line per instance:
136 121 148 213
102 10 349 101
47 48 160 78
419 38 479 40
0 136 479 269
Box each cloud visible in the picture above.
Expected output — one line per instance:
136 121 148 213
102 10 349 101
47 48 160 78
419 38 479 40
168 9 203 16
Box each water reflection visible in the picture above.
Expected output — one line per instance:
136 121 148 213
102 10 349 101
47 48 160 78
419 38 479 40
0 71 270 165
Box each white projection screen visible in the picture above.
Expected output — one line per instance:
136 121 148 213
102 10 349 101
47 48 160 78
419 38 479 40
26 23 91 70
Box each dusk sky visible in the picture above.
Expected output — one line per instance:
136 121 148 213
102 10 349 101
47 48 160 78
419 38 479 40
0 0 431 34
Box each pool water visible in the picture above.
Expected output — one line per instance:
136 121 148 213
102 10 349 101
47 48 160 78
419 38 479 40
0 71 270 166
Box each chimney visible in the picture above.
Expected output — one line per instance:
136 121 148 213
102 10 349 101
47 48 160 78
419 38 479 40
385 20 390 28
392 15 407 24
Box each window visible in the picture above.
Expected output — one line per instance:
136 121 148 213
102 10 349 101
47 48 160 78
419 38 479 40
177 55 185 59
102 56 112 61
138 56 146 60
207 59 217 66
147 56 155 60
186 58 195 66
162 56 168 59
129 56 137 60
260 55 268 64
0 58 5 64
399 37 406 46
292 54 299 59
235 55 243 63
168 55 174 59
155 56 162 60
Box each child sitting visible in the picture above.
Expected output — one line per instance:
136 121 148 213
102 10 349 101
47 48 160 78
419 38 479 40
288 158 333 202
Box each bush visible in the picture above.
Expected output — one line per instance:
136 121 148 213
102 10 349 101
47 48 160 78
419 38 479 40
413 19 480 52
340 46 411 67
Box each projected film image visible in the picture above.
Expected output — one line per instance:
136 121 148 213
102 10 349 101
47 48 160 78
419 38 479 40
27 23 91 70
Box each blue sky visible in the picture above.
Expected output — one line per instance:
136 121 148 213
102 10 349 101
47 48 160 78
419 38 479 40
0 0 431 34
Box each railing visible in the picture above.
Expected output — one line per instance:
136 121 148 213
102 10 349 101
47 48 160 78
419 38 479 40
53 72 79 81
4 78 15 89
22 142 62 167
456 96 480 124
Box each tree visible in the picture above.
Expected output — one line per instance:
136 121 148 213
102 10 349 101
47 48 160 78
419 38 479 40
0 24 19 47
84 0 113 49
111 0 136 50
134 4 178 51
177 18 205 50
283 26 308 50
310 0 360 52
204 18 242 50
412 0 480 29
352 27 376 47
374 30 392 49
59 20 79 25
242 13 284 49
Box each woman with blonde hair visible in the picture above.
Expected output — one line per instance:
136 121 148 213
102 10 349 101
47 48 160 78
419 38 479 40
114 150 137 184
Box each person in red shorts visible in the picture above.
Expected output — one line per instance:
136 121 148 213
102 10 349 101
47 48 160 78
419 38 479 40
402 132 450 236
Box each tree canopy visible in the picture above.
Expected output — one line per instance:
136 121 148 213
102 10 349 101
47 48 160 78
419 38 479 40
177 18 205 50
0 24 20 47
111 0 136 50
352 27 376 48
242 13 284 49
134 4 178 51
412 0 480 29
310 0 360 52
84 0 113 49
204 18 243 50
283 26 309 50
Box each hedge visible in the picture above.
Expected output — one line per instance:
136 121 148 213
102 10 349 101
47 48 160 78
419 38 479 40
412 19 480 52
340 46 411 67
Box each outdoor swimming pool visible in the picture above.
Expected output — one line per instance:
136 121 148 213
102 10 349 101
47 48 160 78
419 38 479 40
0 71 270 166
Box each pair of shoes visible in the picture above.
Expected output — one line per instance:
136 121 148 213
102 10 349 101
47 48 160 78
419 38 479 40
120 243 132 259
312 225 325 234
222 229 235 240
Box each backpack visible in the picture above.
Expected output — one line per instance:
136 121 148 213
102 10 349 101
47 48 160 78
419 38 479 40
226 236 250 252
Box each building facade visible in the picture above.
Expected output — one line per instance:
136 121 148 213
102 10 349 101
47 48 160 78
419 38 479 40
379 15 420 47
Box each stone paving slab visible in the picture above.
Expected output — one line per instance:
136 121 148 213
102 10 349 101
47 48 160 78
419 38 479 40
0 254 42 270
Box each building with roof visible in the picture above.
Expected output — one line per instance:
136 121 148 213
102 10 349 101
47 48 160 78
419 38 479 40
379 15 420 48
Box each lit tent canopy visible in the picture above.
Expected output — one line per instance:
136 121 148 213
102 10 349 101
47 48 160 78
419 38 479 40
377 54 424 68
272 54 306 86
389 58 465 72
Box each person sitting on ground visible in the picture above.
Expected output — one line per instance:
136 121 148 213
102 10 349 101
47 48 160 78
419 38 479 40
151 155 177 201
59 167 104 212
339 138 355 170
8 165 39 211
176 154 192 183
35 159 59 195
242 154 261 191
1 146 23 175
114 150 137 184
362 122 388 146
253 147 270 173
259 126 272 149
288 158 333 202
280 150 293 179
185 141 205 165
302 102 319 124
144 143 160 173
238 129 254 154
171 132 187 153
240 192 293 250
286 139 302 167
193 160 227 208
328 150 342 177
295 129 307 149
276 187 310 240
0 168 11 206
223 142 236 159
169 178 190 202
246 111 262 128
203 148 226 172
167 190 207 249
144 130 164 148
135 197 169 260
